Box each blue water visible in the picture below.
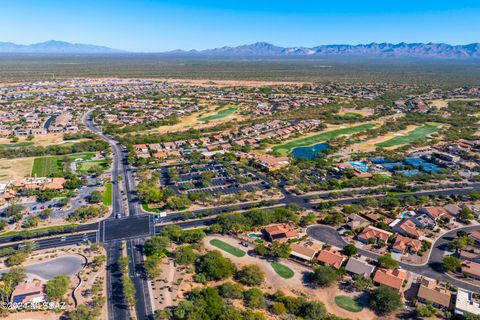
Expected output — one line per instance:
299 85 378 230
292 143 331 160
248 233 261 238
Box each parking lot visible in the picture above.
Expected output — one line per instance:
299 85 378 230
159 161 271 196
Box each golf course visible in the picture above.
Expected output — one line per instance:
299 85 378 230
197 106 239 122
376 123 441 148
272 123 374 156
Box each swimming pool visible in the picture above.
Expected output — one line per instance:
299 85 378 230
248 233 261 239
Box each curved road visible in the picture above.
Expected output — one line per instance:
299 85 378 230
307 224 480 292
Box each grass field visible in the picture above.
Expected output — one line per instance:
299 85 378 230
103 183 112 206
376 124 440 148
198 106 239 122
272 123 374 156
31 152 95 177
271 262 294 279
31 157 61 176
209 239 246 257
0 134 64 148
0 141 35 148
334 296 363 312
78 160 109 173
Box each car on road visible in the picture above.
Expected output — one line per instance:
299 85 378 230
60 236 66 242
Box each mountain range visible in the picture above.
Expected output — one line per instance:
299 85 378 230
1 40 480 58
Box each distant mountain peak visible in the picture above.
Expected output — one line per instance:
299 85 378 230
0 40 125 54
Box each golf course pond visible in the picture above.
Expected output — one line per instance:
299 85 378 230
292 143 331 160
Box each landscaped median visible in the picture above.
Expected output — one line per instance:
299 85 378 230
0 223 79 239
209 239 246 257
103 183 112 206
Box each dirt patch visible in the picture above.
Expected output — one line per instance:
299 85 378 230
0 157 34 183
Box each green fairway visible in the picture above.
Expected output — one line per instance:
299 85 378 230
334 296 363 312
376 124 440 148
31 157 60 176
210 239 246 257
103 183 112 206
272 123 374 156
271 262 294 279
198 106 239 122
78 160 109 173
31 152 95 177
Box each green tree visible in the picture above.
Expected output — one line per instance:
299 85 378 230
352 274 373 291
300 301 327 320
218 282 244 299
175 246 197 265
416 304 439 318
145 255 162 279
1 267 26 287
253 244 268 257
0 219 8 231
377 253 398 269
443 255 461 272
370 285 403 314
195 250 236 281
89 190 103 203
270 302 287 315
144 236 169 256
235 265 265 286
244 288 266 309
122 274 136 307
39 208 53 219
270 242 291 259
5 252 28 267
311 265 339 287
69 304 101 320
45 275 70 301
343 244 358 256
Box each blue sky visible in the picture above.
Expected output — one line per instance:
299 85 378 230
1 0 479 52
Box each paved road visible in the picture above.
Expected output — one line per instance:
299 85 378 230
307 224 480 292
85 111 153 320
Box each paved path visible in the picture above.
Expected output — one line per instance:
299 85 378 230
307 224 480 292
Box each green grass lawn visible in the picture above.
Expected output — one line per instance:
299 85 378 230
271 262 294 279
210 239 246 257
0 223 78 237
376 124 440 148
31 152 95 176
78 160 109 173
334 296 364 312
198 106 239 122
103 183 112 206
272 123 374 155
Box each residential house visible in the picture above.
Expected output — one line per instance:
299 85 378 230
455 289 480 316
372 268 409 292
419 206 449 220
393 219 424 239
290 243 318 262
345 257 375 277
460 250 480 263
470 231 480 245
391 235 422 254
416 277 453 309
10 280 45 304
134 144 148 153
261 224 299 243
356 226 393 244
461 260 480 280
346 214 370 230
443 204 462 217
316 247 346 269
410 214 436 229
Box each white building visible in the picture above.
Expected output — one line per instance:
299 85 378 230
455 289 480 316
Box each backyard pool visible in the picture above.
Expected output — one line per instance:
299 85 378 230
292 143 331 160
248 233 261 239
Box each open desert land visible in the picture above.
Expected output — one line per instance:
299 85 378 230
427 98 480 109
155 78 308 87
268 122 377 156
338 107 374 117
0 134 65 148
0 157 35 183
